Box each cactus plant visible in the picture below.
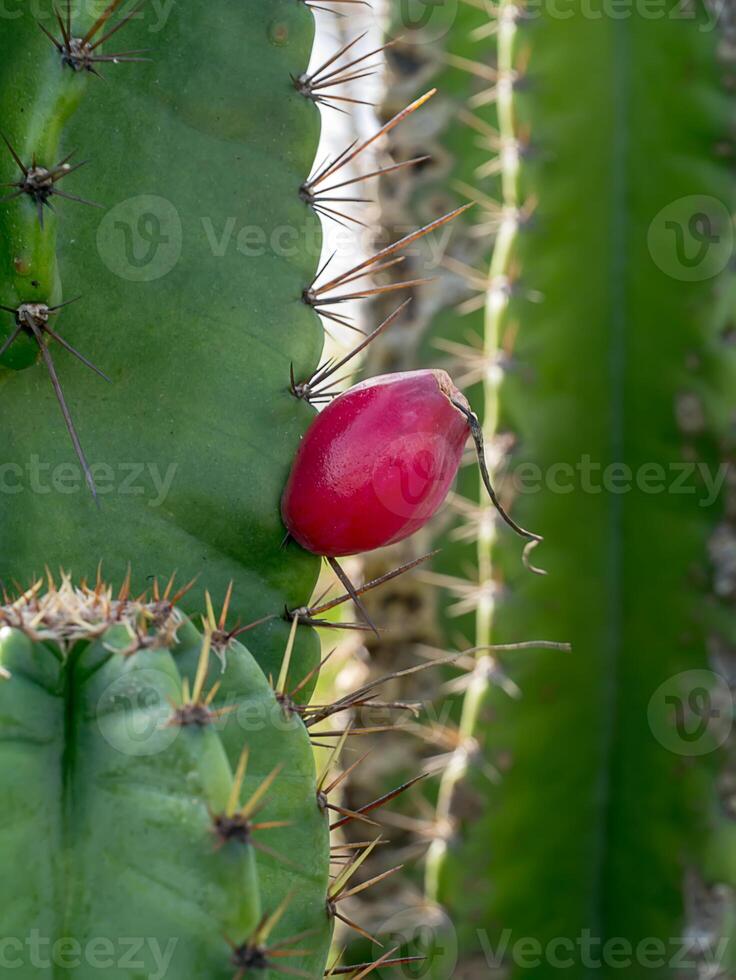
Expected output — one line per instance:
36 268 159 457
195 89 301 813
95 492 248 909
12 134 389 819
427 2 736 976
0 2 449 975
0 577 332 978
0 0 324 684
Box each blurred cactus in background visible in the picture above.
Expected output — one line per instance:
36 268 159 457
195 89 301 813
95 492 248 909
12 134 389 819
424 1 736 977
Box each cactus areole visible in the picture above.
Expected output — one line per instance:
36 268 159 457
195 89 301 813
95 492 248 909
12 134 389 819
282 369 541 560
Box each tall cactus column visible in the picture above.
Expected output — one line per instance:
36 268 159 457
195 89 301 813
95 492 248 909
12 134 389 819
0 1 324 682
429 2 736 976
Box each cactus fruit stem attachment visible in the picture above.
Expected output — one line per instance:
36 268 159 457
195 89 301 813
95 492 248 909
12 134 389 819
38 0 150 76
0 299 109 502
0 135 99 226
449 396 545 574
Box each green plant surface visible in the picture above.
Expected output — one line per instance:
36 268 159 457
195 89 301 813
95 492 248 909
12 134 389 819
0 0 324 685
428 2 736 976
0 602 259 977
176 618 333 978
0 583 333 979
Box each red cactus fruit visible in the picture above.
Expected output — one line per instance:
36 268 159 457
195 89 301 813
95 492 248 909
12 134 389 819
282 369 542 567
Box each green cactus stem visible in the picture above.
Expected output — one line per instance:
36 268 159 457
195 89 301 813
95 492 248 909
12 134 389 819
0 0 324 685
0 577 333 979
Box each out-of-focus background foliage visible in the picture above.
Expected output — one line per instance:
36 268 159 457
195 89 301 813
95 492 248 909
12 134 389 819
310 0 736 977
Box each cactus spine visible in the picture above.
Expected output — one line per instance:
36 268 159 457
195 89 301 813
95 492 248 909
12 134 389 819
427 2 736 976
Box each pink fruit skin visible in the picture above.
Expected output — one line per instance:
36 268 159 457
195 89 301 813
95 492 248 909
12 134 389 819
282 369 470 557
